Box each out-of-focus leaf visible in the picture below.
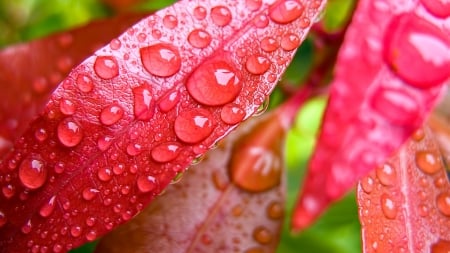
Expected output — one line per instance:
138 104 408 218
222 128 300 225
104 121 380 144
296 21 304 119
357 126 450 252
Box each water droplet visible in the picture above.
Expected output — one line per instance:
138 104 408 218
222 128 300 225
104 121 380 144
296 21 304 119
269 0 304 24
231 205 243 216
98 167 113 182
384 13 450 88
137 175 157 193
54 162 65 174
418 204 429 217
57 56 73 72
110 39 121 50
140 43 181 77
361 176 375 193
94 56 119 80
211 6 232 26
70 226 82 237
158 90 180 112
246 0 262 11
193 6 207 20
267 201 283 219
380 194 398 219
97 136 113 151
132 85 154 120
76 74 94 93
86 230 97 241
416 150 442 174
82 188 99 201
220 104 246 125
163 14 178 29
126 143 142 156
174 108 214 144
212 171 228 190
437 192 450 216
431 239 450 253
376 163 397 186
246 55 271 75
254 15 269 28
21 219 32 234
421 0 450 18
100 104 124 125
34 128 48 142
151 142 181 162
2 184 15 199
0 211 7 227
254 96 270 116
39 196 56 217
280 33 300 51
412 128 425 141
253 226 272 244
188 29 212 49
371 87 419 126
260 37 279 52
113 164 124 175
186 61 242 106
170 172 184 184
57 118 83 147
19 157 47 190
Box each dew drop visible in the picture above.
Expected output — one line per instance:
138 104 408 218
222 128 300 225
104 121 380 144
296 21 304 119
97 136 113 151
53 244 63 253
86 230 97 241
254 15 269 28
436 192 450 216
100 104 124 126
158 90 180 112
163 14 178 29
186 61 241 106
34 128 48 142
113 164 124 175
94 56 119 80
140 43 181 77
59 99 75 115
151 142 181 163
2 184 15 199
254 96 270 116
415 151 442 174
70 226 82 237
137 175 157 193
260 37 279 52
171 172 184 184
220 103 246 125
19 157 47 190
188 29 212 49
412 128 425 141
246 55 271 75
193 6 207 20
126 143 142 156
76 74 94 93
39 196 57 218
0 211 7 227
371 88 419 126
82 188 99 201
269 0 304 24
267 201 283 219
281 33 301 51
110 39 121 50
211 6 232 26
132 85 154 120
431 239 450 253
380 194 398 219
174 108 214 144
384 13 450 88
361 176 375 193
376 163 397 186
421 0 450 18
21 219 32 234
98 167 113 182
253 226 272 244
246 0 262 11
418 204 429 217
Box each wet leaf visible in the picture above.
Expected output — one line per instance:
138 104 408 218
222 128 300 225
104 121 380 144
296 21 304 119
357 127 450 252
292 0 449 230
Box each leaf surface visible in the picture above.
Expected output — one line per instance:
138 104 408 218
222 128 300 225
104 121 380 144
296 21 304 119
292 0 449 230
0 0 325 251
357 126 450 252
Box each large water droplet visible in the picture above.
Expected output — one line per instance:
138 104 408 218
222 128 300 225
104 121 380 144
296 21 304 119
188 29 212 49
76 74 94 93
246 0 262 11
151 142 181 162
246 55 271 75
174 108 214 144
100 104 124 125
376 163 397 186
94 56 119 80
371 88 419 126
39 196 56 217
220 103 246 125
421 0 450 18
253 226 272 244
260 37 279 52
163 15 178 29
57 118 83 147
60 99 76 115
436 192 450 216
132 85 154 120
137 175 157 193
193 6 207 20
0 211 7 227
269 0 304 24
82 188 99 201
431 239 450 253
186 61 242 106
384 13 450 88
380 194 398 219
211 6 232 26
19 157 47 190
267 201 283 219
140 43 181 77
415 150 442 174
281 33 300 51
158 90 180 112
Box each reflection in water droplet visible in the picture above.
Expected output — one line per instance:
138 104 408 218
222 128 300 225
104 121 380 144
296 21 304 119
94 56 119 80
260 37 279 52
281 33 300 51
269 0 304 24
57 118 83 147
137 175 157 193
415 151 441 174
188 29 212 49
193 6 207 20
267 201 283 219
380 194 398 219
76 74 94 93
220 103 246 125
253 226 272 244
246 55 271 75
151 142 181 163
376 163 397 186
100 104 124 125
19 157 47 190
211 6 232 26
436 192 450 216
163 15 178 29
174 109 214 144
39 196 56 217
140 43 181 77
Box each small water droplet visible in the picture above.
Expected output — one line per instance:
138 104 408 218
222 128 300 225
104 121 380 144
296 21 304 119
361 176 375 193
34 128 48 142
21 219 32 234
110 39 121 50
19 157 47 190
0 211 7 227
98 167 113 182
97 136 113 151
186 61 242 106
113 164 124 175
57 56 73 72
137 175 157 193
254 15 269 28
246 55 271 75
431 239 450 253
151 142 181 162
380 194 398 219
70 226 82 237
211 6 232 26
174 108 214 144
246 0 262 11
76 74 94 93
163 14 178 29
158 90 180 112
86 230 97 241
436 192 450 216
57 118 83 147
137 33 146 42
170 172 184 184
39 196 56 217
371 88 419 126
253 226 272 244
267 201 283 219
376 163 397 186
2 184 15 199
53 244 63 253
412 128 425 141
280 33 300 51
193 6 207 20
220 103 246 125
140 43 181 77
260 37 279 52
418 204 429 217
126 143 142 156
254 97 270 116
94 56 119 80
415 150 442 174
100 104 124 126
269 0 304 24
188 29 212 49
132 85 154 120
82 188 99 201
54 162 65 174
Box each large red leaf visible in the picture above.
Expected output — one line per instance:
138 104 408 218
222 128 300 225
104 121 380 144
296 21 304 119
0 0 325 252
0 13 148 158
357 126 450 252
292 0 449 230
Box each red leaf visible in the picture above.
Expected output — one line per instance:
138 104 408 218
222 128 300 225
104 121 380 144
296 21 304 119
0 0 325 251
0 13 148 158
292 0 449 230
357 126 450 252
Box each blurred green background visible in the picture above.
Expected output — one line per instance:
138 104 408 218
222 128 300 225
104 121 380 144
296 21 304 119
0 0 361 252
